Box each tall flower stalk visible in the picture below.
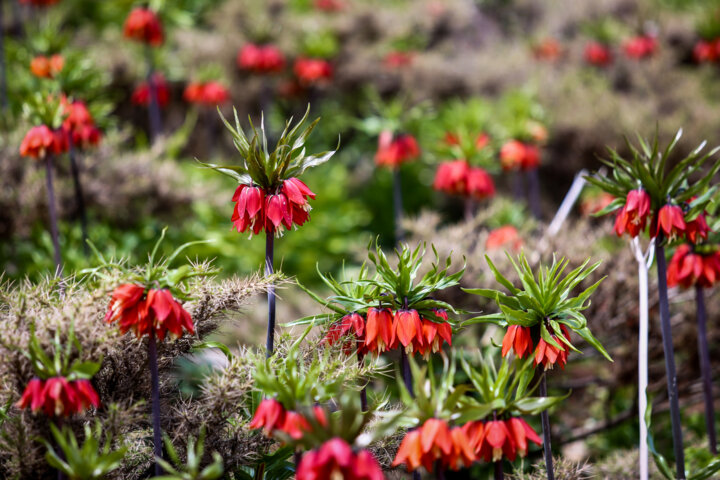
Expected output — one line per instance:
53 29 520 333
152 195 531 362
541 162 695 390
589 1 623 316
465 253 612 480
200 106 336 356
587 129 720 478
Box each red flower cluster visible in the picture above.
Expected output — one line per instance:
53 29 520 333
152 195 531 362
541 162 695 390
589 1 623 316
131 74 170 108
655 204 686 240
314 0 345 12
392 418 475 472
623 35 657 59
463 417 542 462
20 0 60 5
237 44 286 74
532 38 563 61
486 226 523 251
63 100 102 149
693 39 720 63
614 189 651 237
30 54 64 79
297 438 383 480
294 58 333 85
363 307 452 356
384 51 415 69
105 284 195 340
183 81 230 106
534 324 571 370
16 377 100 417
667 244 720 289
20 125 67 159
231 178 315 236
323 312 367 355
123 7 164 46
249 398 327 440
584 42 613 66
500 140 539 171
433 161 495 200
374 131 420 168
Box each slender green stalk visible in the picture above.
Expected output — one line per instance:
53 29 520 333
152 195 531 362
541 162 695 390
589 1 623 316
265 232 276 356
695 284 717 455
538 371 554 480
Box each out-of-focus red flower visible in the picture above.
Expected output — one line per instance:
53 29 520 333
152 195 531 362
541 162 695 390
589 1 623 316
501 325 532 358
314 0 345 12
365 307 395 354
667 244 720 289
534 324 571 370
374 131 420 168
465 418 541 462
384 51 415 69
183 81 230 106
297 438 384 480
62 101 102 149
444 132 489 149
685 213 709 244
105 284 194 340
294 57 333 85
656 204 686 240
131 73 170 107
238 44 286 74
231 178 315 236
500 140 539 171
433 160 469 195
532 38 563 61
20 125 67 159
623 35 657 59
613 189 650 238
478 419 515 462
30 54 64 78
486 225 523 251
16 377 100 417
580 192 615 216
393 418 475 472
693 39 719 63
324 312 367 355
466 167 495 199
123 7 164 46
249 398 287 436
584 42 613 66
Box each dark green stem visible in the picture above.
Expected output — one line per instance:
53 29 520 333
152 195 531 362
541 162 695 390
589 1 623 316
67 137 88 254
539 370 554 480
44 155 62 275
265 232 276 356
695 284 716 455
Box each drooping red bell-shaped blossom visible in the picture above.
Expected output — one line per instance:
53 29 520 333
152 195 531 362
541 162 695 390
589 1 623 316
297 438 384 480
433 160 470 196
131 73 170 108
466 167 495 199
237 44 286 74
693 39 719 63
623 35 657 59
294 58 333 85
394 309 424 353
314 0 345 12
123 7 164 46
685 213 709 244
534 324 571 370
248 398 287 435
584 41 613 66
501 324 532 358
16 377 100 417
62 101 102 149
655 204 686 240
374 131 420 168
20 0 60 6
500 140 539 171
30 54 64 79
184 81 230 106
364 307 395 354
667 244 720 289
613 189 650 238
392 418 475 472
323 312 367 355
415 317 453 357
105 284 195 341
465 417 541 462
281 407 327 440
20 125 67 159
486 225 523 251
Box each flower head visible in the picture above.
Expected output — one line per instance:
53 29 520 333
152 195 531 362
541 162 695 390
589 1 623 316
184 81 230 106
623 35 657 59
614 189 650 237
16 377 100 417
30 54 64 78
433 160 469 195
20 125 67 159
297 438 384 480
294 58 333 85
323 312 366 355
364 307 395 354
694 39 719 63
131 73 170 107
415 317 452 357
374 131 420 168
500 140 539 171
20 0 60 6
656 204 686 240
534 325 571 370
237 44 285 74
466 417 541 462
584 41 612 66
501 325 532 358
667 244 720 289
486 226 523 251
392 419 475 472
685 213 709 244
249 398 287 435
123 7 164 46
105 284 194 341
